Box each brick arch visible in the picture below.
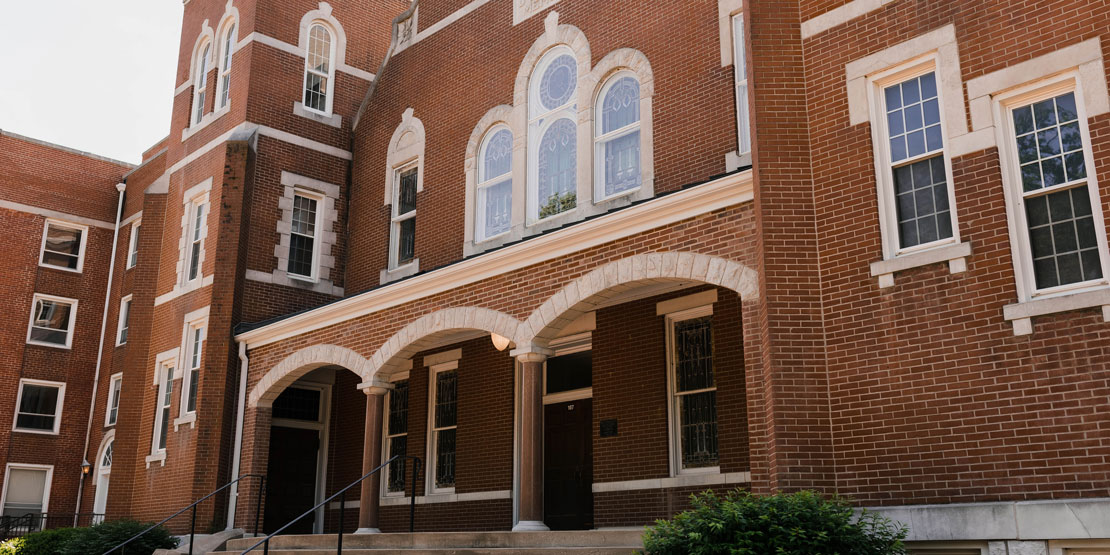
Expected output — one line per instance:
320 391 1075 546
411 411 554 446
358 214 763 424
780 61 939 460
514 252 759 350
367 307 523 381
249 345 372 408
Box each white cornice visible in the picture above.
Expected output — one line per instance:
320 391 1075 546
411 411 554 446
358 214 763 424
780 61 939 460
236 170 754 349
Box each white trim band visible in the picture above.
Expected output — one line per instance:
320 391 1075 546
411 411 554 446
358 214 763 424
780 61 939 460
591 471 751 493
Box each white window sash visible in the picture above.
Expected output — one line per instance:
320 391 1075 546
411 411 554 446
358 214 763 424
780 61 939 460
194 44 210 125
218 24 236 109
389 164 419 269
665 305 720 476
527 47 579 224
185 199 207 283
288 191 323 281
26 294 77 349
426 362 457 494
116 296 132 346
731 13 750 156
127 221 141 269
13 379 65 435
180 323 206 417
105 373 123 427
152 365 174 454
1 464 53 516
39 220 88 273
302 24 336 116
383 377 409 497
593 72 643 203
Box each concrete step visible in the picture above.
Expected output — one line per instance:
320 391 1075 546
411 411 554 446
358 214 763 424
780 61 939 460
213 549 639 555
220 530 644 553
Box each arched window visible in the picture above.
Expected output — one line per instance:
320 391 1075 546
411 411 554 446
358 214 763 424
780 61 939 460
217 23 236 109
193 43 211 124
529 47 578 222
303 23 335 114
594 73 642 200
477 126 513 241
92 438 113 519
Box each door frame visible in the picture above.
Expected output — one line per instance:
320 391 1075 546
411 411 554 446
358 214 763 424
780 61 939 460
270 381 332 534
92 431 115 518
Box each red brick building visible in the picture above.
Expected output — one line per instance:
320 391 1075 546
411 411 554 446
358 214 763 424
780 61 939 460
2 0 1109 553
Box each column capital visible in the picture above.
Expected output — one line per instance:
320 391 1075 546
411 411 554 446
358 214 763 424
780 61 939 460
510 346 554 362
357 379 392 396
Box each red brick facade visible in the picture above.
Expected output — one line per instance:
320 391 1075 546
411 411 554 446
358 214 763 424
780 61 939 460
2 0 1109 550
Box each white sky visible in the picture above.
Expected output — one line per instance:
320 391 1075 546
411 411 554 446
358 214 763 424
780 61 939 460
0 1 183 165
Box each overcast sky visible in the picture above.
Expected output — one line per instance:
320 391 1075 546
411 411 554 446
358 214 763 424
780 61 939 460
0 1 183 164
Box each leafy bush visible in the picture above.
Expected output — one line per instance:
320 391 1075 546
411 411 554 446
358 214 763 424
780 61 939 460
644 489 907 555
2 527 82 555
60 520 177 555
0 537 23 555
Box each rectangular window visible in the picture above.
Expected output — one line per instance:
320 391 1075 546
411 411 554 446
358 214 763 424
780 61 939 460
1006 90 1106 292
26 295 77 349
272 387 322 421
39 220 87 272
105 373 122 427
430 364 457 491
1 465 52 518
186 200 207 282
153 364 174 453
182 324 205 415
385 379 409 495
127 221 141 269
288 193 320 279
391 166 418 268
117 296 132 345
14 379 65 434
731 13 750 156
667 307 719 473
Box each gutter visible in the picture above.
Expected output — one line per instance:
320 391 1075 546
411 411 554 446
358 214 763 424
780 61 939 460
75 182 127 523
226 341 250 530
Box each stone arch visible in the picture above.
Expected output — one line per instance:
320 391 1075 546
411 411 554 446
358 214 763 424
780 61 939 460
188 20 216 88
367 307 523 381
298 2 348 68
384 107 426 206
464 104 516 253
514 252 759 350
249 344 372 408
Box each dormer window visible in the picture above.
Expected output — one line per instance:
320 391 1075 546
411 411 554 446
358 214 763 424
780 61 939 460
304 23 335 114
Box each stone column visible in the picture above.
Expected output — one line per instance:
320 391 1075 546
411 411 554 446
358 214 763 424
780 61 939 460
513 351 549 531
356 387 387 534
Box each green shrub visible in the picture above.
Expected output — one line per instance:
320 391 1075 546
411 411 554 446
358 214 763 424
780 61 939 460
61 520 177 555
644 489 907 555
4 527 82 555
0 537 24 555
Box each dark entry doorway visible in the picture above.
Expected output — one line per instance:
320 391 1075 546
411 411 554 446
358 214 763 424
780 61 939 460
263 426 319 534
543 398 593 530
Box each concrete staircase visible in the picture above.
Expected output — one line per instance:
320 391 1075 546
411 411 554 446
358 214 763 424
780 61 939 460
214 530 644 554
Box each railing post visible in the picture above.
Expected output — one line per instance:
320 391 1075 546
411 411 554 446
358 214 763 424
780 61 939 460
189 505 196 555
255 475 266 537
337 490 345 554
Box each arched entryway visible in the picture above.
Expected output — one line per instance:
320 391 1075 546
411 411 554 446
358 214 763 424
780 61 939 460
92 431 114 523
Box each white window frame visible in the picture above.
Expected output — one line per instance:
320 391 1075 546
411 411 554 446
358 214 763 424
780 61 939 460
105 373 122 427
382 372 410 498
288 189 324 282
731 12 751 158
193 41 211 125
302 22 337 117
389 162 419 271
178 314 208 422
993 74 1110 303
39 219 88 273
527 45 580 225
868 54 962 261
13 378 66 435
0 463 53 516
127 220 141 270
664 304 720 477
217 21 236 110
116 295 132 346
26 294 78 350
183 194 209 285
475 125 514 243
150 361 175 459
426 360 458 495
593 71 644 203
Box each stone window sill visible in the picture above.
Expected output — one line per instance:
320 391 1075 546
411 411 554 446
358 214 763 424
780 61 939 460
870 241 972 288
173 412 197 431
380 259 419 285
1003 286 1110 335
181 105 231 141
145 452 166 468
294 102 342 128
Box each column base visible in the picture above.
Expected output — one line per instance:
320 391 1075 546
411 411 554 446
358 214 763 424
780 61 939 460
354 527 382 534
512 520 550 532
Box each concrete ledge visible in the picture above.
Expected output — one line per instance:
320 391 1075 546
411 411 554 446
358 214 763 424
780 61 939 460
592 471 751 493
870 241 972 288
865 498 1110 542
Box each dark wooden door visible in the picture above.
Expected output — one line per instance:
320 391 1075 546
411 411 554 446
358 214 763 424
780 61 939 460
264 426 319 534
544 399 593 530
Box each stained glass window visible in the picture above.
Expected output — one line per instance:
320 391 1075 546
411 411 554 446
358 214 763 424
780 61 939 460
530 48 578 221
478 128 513 240
596 75 641 198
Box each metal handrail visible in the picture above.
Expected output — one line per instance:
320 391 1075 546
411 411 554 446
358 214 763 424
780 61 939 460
103 474 266 555
241 455 421 554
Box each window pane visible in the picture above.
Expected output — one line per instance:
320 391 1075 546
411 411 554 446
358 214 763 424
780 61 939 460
43 225 82 269
288 233 315 277
188 368 200 413
601 77 640 134
189 242 201 280
603 130 641 197
893 154 952 248
546 350 592 394
675 317 714 392
291 196 317 237
434 371 457 429
435 428 456 488
387 435 408 493
1026 185 1103 289
538 54 577 111
397 168 418 215
129 224 141 267
17 384 59 431
388 381 409 435
31 299 72 345
884 73 941 163
119 301 130 344
304 73 328 111
108 381 121 425
3 469 47 517
307 25 331 74
289 196 317 277
481 129 513 181
480 179 512 239
1013 92 1088 193
680 391 719 469
537 118 577 218
272 387 322 421
398 218 416 264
